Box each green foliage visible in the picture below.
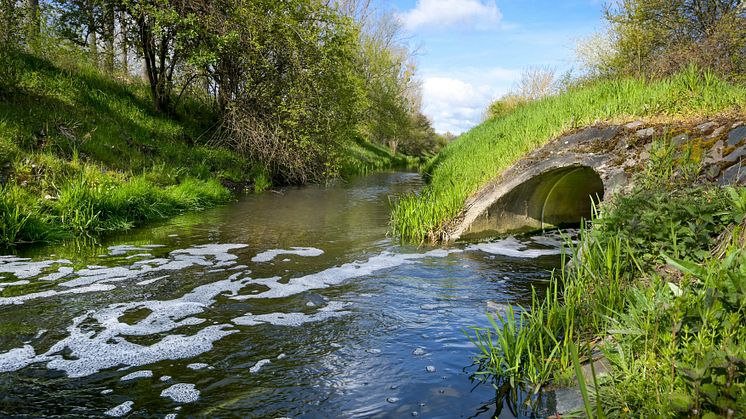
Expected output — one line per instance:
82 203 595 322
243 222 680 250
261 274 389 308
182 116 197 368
0 52 243 247
484 94 528 120
392 71 746 242
208 0 368 183
468 147 746 415
602 0 746 79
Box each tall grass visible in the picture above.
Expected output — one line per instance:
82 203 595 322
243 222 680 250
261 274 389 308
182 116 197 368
392 67 746 242
0 52 248 247
468 140 746 416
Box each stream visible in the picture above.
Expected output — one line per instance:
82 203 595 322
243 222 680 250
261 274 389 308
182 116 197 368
0 172 568 418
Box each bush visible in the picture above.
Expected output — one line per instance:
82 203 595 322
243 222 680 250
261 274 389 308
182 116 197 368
602 0 746 80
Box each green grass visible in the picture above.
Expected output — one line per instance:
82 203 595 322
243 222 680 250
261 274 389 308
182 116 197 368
0 51 256 247
392 67 746 242
339 138 423 179
0 51 420 247
467 140 746 416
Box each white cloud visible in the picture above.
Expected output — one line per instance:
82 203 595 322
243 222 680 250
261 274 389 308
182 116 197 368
400 0 502 31
421 67 521 134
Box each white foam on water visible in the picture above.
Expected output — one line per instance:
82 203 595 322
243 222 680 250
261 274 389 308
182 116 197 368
0 243 249 305
39 267 74 282
233 301 352 327
0 344 36 372
249 359 271 373
121 370 153 381
251 247 324 263
0 244 462 381
101 389 113 395
160 375 172 381
0 284 117 306
0 258 71 279
186 363 208 370
171 244 246 264
529 235 566 248
236 248 459 300
104 400 134 417
161 383 200 403
467 236 562 258
108 245 150 256
165 414 177 419
0 276 253 377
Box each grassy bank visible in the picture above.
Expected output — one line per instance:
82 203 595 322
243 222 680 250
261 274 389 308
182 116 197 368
392 68 746 242
0 52 408 247
468 140 746 416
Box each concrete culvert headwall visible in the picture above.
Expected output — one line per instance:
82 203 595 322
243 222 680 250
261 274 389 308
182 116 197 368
446 119 746 242
458 166 605 240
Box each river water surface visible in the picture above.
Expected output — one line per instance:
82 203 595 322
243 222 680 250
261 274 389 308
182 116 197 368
0 172 566 418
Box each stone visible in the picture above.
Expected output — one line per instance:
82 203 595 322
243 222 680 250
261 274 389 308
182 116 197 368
604 171 629 195
703 140 724 165
705 165 721 180
719 164 746 185
727 126 746 147
635 127 655 139
696 121 717 133
561 126 620 147
707 126 725 139
724 145 746 164
426 365 436 373
624 121 644 130
581 357 612 382
554 387 585 416
386 397 400 404
671 133 689 146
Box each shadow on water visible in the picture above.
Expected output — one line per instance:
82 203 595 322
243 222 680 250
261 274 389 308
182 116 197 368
0 171 568 418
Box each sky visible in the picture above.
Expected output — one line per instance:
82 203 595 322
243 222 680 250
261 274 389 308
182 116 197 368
387 0 605 134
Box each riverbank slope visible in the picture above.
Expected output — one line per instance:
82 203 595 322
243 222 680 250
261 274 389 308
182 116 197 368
0 53 408 247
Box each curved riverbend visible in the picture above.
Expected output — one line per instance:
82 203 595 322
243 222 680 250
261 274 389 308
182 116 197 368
0 172 565 418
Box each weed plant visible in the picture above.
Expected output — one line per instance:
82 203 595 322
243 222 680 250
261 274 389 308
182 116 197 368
392 67 746 242
468 137 746 416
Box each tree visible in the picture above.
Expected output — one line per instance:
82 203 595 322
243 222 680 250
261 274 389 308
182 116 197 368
208 0 366 183
26 0 40 49
603 0 746 78
123 0 191 112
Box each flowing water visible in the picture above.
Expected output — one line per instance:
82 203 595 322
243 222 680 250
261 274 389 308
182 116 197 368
0 172 568 418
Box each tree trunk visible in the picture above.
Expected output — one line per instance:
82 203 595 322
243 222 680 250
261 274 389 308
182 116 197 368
119 10 128 75
26 0 39 51
85 0 98 66
104 2 115 74
138 16 172 112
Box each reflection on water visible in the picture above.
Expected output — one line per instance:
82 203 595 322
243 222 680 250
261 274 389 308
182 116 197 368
0 172 566 418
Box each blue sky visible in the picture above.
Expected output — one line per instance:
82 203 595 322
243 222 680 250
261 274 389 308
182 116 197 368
386 0 605 133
